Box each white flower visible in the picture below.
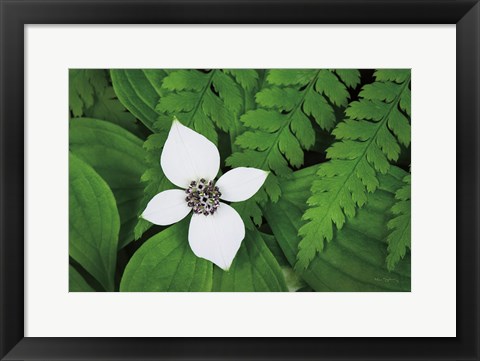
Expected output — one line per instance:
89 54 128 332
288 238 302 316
141 119 268 271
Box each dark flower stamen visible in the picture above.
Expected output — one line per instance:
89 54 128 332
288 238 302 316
185 178 221 216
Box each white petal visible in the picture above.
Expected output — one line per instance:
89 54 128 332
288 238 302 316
188 203 245 270
161 120 220 188
215 167 269 202
142 189 191 226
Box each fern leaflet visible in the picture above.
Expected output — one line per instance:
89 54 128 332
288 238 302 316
223 69 259 92
386 174 411 271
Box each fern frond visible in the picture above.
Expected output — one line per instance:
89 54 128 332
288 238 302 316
297 69 411 269
386 174 411 271
227 69 358 201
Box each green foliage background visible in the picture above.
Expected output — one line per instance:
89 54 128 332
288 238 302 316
69 69 411 292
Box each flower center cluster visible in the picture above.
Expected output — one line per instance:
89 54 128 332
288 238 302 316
185 178 222 216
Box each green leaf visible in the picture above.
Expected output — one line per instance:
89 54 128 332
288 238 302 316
69 153 120 291
260 233 306 292
386 174 411 271
69 118 147 248
212 230 287 292
282 267 308 292
264 165 411 291
69 265 95 292
120 220 213 292
297 70 411 268
111 69 168 131
261 233 289 267
69 69 108 117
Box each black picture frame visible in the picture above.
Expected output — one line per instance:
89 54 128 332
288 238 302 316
1 0 478 360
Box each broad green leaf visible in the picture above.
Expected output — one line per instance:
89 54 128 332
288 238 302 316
69 118 148 248
69 154 119 291
212 230 287 292
265 164 411 291
69 265 94 292
261 232 289 267
120 220 213 292
282 266 308 292
110 69 168 131
252 233 306 292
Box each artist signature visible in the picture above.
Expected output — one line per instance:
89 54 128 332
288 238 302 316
374 277 399 283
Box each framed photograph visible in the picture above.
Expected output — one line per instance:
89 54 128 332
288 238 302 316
1 0 478 360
